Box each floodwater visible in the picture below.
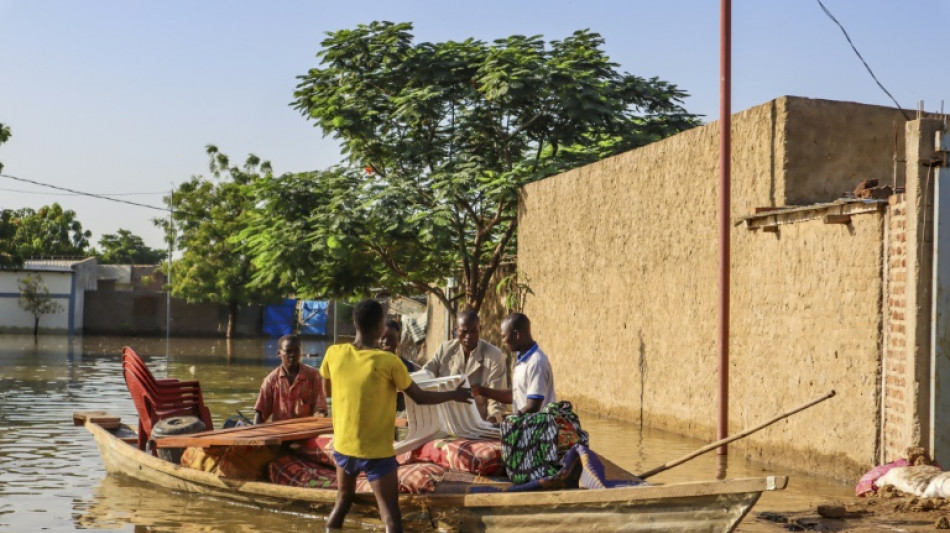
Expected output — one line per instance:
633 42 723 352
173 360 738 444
0 335 852 532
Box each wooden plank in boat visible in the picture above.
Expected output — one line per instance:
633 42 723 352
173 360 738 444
434 470 512 494
154 417 333 448
73 411 122 429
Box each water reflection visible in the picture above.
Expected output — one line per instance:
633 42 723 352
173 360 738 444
76 476 324 532
0 335 852 532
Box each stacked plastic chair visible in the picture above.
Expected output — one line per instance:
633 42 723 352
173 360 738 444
394 371 500 454
121 347 214 452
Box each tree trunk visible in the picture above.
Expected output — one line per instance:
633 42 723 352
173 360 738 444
226 302 238 338
33 316 39 340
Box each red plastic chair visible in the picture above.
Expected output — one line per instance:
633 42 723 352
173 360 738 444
123 361 204 405
121 347 213 451
123 363 207 418
123 347 203 392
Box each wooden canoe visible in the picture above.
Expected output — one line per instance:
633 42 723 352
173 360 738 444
75 411 787 532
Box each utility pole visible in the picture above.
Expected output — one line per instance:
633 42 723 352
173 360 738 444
718 0 732 455
166 188 173 356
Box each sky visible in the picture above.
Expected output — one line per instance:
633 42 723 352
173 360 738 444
1 0 949 250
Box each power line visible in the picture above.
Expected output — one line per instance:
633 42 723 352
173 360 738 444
0 186 166 196
815 0 910 120
0 172 240 224
0 172 170 212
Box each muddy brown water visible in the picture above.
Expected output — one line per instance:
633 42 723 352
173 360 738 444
0 335 852 532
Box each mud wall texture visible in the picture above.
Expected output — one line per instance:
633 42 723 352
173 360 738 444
518 96 905 479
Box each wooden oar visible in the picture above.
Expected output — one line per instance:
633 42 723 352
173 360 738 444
637 390 836 479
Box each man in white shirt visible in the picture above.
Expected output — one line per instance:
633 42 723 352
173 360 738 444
423 310 508 422
472 312 556 416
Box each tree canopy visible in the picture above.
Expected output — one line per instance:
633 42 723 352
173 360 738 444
4 203 91 259
95 229 165 265
0 122 10 174
267 21 698 311
159 145 284 337
0 123 18 268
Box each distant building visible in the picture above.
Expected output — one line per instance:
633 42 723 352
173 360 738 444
96 264 165 292
0 257 98 335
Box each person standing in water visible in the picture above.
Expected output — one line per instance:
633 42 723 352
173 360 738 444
320 299 471 533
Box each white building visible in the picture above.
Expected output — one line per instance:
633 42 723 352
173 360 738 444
0 258 98 335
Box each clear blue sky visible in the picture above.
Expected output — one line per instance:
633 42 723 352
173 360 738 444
1 0 948 249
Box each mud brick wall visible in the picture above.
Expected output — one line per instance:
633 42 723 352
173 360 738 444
518 96 908 479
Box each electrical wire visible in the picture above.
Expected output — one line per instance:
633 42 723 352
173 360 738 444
0 172 170 212
0 186 165 196
815 0 911 120
0 172 240 224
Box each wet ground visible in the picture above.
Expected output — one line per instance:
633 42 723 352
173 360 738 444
0 334 859 532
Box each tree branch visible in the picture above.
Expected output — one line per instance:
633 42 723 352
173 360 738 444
474 218 518 308
454 194 482 227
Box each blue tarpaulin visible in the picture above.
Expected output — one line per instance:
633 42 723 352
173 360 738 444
263 298 297 338
299 300 328 336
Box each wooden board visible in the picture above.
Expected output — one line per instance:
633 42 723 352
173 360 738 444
73 411 122 429
154 416 334 448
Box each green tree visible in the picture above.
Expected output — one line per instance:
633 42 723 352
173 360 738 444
7 203 91 258
0 122 10 174
158 145 283 338
279 22 698 311
0 123 20 269
241 168 382 299
96 229 165 264
17 273 64 339
0 209 21 269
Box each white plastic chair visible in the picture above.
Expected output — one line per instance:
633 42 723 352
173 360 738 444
435 379 499 439
394 372 500 454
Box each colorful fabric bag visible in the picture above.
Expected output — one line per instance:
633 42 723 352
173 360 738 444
269 455 338 489
296 434 419 467
351 463 447 494
293 434 337 467
501 401 589 484
415 438 505 476
470 444 647 493
180 445 280 481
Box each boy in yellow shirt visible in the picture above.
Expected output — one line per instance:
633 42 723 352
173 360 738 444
320 299 471 533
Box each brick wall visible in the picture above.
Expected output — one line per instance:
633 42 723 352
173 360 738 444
884 194 910 460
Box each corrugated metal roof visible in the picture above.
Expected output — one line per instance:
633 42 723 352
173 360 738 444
22 257 95 272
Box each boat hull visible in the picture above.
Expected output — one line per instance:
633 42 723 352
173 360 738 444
80 415 783 532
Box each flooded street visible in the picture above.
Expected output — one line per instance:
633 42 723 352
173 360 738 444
0 335 852 532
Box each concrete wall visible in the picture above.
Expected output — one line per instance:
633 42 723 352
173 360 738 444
518 96 907 478
71 258 98 335
83 291 262 337
0 270 73 333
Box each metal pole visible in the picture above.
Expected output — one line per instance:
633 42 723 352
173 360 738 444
166 189 173 356
332 299 338 345
718 0 732 455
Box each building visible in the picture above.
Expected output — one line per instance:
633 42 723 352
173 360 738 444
0 257 98 335
517 96 950 479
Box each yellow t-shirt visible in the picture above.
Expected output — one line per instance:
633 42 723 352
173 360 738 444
319 343 413 458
